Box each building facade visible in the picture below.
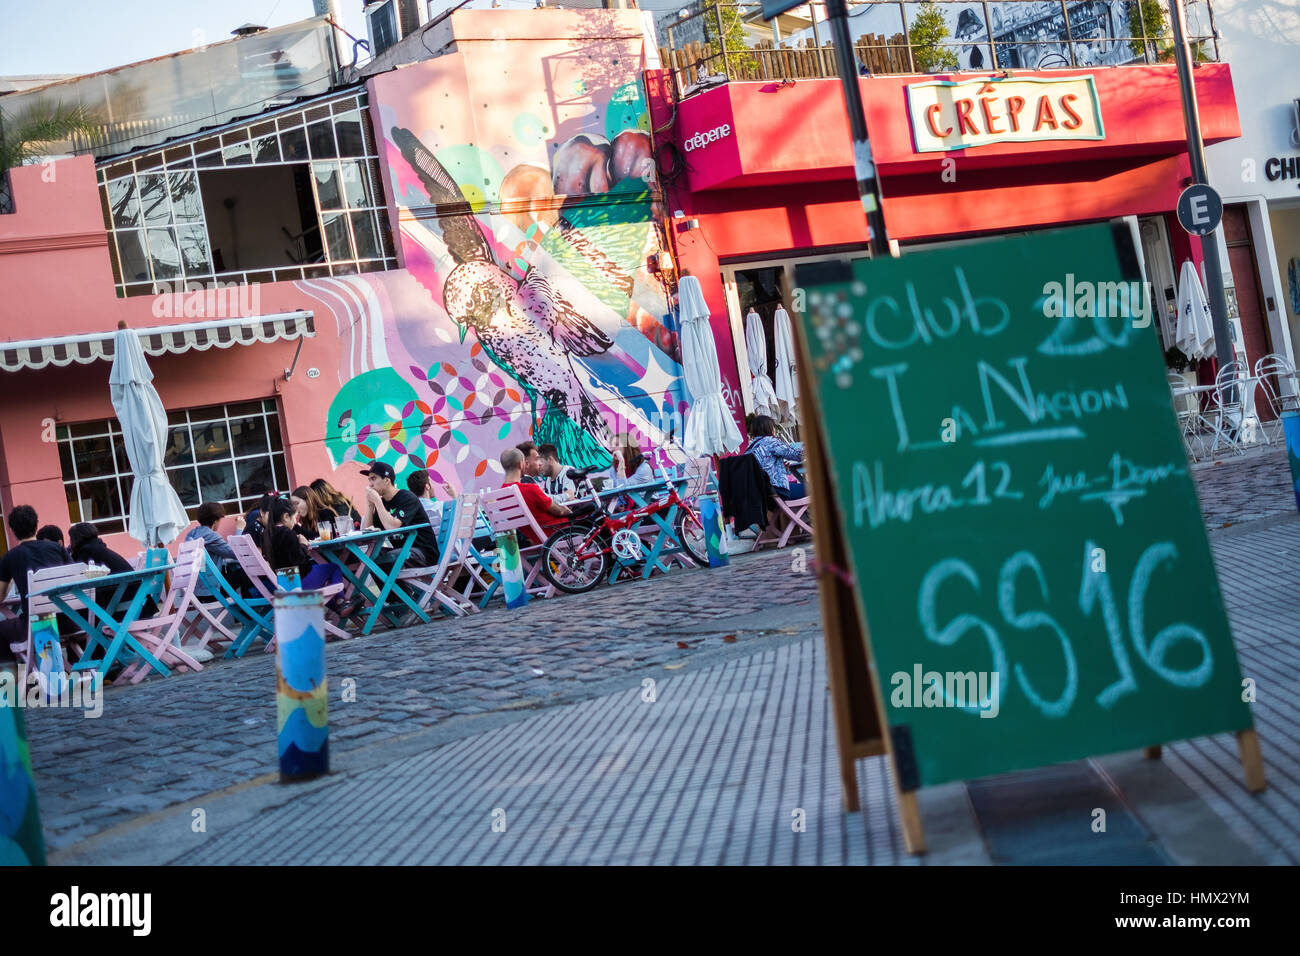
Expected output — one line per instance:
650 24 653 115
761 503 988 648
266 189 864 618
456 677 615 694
0 10 678 556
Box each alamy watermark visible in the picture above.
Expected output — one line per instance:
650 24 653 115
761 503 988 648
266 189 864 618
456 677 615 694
1041 274 1151 328
890 665 1000 718
0 668 103 718
150 280 262 320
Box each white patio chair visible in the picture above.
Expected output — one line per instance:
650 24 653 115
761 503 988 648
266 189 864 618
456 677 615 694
17 564 88 670
479 486 557 599
396 492 482 617
1253 353 1300 443
114 544 208 684
1199 362 1250 460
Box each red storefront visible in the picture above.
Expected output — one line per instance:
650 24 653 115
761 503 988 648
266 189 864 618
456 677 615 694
644 65 1242 430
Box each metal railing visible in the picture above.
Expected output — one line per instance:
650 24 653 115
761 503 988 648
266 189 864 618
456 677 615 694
664 0 1220 89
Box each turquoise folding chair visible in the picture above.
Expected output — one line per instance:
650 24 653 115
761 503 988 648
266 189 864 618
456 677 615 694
439 500 502 609
194 551 274 657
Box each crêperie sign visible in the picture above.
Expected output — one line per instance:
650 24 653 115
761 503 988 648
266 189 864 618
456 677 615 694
795 222 1253 789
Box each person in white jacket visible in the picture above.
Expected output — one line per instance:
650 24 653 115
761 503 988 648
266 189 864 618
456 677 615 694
606 437 656 489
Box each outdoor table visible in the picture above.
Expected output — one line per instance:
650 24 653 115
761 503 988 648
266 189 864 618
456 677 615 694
593 475 696 582
308 524 431 635
35 564 174 680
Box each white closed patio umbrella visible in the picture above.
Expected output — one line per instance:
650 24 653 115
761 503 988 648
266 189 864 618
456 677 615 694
110 324 189 547
771 305 798 423
1175 260 1215 361
678 275 742 456
744 309 779 418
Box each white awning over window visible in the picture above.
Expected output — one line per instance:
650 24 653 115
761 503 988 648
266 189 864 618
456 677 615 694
0 311 314 373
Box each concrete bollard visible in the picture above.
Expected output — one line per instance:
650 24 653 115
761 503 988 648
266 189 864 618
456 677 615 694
1284 410 1300 512
274 590 328 782
496 530 530 609
698 494 730 568
0 667 47 865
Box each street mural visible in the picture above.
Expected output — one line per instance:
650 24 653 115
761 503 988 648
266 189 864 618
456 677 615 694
315 42 687 487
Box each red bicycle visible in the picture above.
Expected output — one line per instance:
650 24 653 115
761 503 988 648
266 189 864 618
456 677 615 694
541 466 710 593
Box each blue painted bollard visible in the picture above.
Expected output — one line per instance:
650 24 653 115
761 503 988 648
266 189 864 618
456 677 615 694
496 530 531 609
0 668 47 865
274 590 328 782
699 494 729 568
30 615 64 686
276 567 302 591
1284 410 1300 512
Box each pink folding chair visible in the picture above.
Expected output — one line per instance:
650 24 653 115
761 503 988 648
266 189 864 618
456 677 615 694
229 535 348 650
114 544 208 684
396 493 482 617
478 486 556 599
755 495 812 550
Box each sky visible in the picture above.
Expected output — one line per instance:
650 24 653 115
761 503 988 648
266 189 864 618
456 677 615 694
0 0 370 78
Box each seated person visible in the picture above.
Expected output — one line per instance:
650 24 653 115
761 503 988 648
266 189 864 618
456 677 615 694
406 469 456 529
0 505 74 661
360 461 441 567
606 438 655 489
501 447 573 544
538 443 577 499
35 525 70 554
68 522 159 620
185 501 253 596
746 415 805 500
311 478 362 531
292 485 335 541
261 498 345 595
516 441 544 484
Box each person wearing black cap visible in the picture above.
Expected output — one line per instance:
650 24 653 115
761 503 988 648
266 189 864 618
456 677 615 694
361 461 440 568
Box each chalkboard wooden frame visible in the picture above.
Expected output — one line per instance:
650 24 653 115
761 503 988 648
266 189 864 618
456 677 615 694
791 222 1265 855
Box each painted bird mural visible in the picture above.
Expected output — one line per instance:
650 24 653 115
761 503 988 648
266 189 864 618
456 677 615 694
392 126 615 469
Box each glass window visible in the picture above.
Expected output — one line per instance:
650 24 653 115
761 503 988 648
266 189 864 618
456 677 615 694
314 162 343 210
196 151 223 168
177 225 213 276
280 126 308 161
59 400 288 531
307 120 337 159
106 177 141 228
138 174 172 226
339 160 370 208
253 134 281 164
351 211 379 260
334 111 365 156
114 230 151 282
146 228 182 280
322 213 352 262
168 171 203 223
222 129 251 165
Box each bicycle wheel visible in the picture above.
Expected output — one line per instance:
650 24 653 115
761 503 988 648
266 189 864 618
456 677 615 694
676 507 710 566
542 525 610 594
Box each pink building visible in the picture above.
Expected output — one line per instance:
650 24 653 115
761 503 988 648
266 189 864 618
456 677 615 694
0 10 679 557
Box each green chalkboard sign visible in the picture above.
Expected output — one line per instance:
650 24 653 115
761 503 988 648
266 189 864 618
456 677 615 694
796 222 1253 790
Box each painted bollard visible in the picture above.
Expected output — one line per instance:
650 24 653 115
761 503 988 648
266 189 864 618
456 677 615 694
0 668 47 865
1284 410 1300 513
274 590 328 782
30 614 64 687
698 494 729 568
276 567 302 592
496 530 531 609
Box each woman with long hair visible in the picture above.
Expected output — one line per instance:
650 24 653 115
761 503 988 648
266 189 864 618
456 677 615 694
310 478 361 530
607 436 654 489
261 497 345 596
747 414 805 500
292 485 337 540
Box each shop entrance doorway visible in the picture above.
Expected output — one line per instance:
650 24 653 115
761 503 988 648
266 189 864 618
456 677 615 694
720 250 870 437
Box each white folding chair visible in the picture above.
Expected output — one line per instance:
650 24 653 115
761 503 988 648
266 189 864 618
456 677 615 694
1253 353 1300 443
479 486 556 599
18 564 88 670
1197 362 1250 459
396 493 482 617
229 535 348 651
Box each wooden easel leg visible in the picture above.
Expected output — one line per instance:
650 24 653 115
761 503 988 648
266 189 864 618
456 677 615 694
1236 729 1267 793
1144 745 1162 759
840 757 860 813
897 790 927 855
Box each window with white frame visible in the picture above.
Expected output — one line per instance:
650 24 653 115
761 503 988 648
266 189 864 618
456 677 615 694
97 90 396 297
57 399 289 534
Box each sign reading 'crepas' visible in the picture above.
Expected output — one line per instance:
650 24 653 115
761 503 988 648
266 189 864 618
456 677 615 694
683 123 733 153
906 76 1104 153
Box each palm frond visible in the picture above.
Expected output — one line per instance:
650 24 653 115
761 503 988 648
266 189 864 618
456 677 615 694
0 100 102 170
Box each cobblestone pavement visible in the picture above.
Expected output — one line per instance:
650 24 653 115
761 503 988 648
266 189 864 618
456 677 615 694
27 548 816 850
1193 448 1294 528
28 449 1300 860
